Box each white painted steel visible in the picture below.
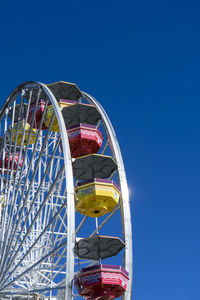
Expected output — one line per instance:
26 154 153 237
0 82 133 300
38 83 75 300
0 82 75 299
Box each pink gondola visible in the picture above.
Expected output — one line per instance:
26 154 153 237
67 123 103 158
75 264 129 300
28 100 47 129
0 151 23 174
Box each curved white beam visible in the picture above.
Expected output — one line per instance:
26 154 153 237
36 82 75 300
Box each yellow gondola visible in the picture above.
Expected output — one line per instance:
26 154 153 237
44 99 75 132
0 194 4 210
0 194 4 221
75 178 120 217
10 121 37 146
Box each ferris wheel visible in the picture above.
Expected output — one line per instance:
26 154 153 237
0 81 132 300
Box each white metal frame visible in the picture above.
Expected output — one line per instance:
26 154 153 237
0 82 132 300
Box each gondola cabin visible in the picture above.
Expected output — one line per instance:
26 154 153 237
44 99 76 132
28 100 47 129
0 151 23 174
67 124 103 158
74 264 129 300
10 121 37 146
75 178 120 217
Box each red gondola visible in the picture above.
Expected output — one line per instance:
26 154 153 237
74 264 129 300
67 123 103 158
0 151 23 174
28 100 47 129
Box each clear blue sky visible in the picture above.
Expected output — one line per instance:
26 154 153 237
1 0 200 299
